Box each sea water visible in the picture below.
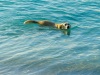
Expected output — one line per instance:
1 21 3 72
0 0 100 75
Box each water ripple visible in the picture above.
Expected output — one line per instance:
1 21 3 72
0 0 100 75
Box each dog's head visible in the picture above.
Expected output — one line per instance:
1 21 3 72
60 23 71 29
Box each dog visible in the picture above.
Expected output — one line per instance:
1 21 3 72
24 20 71 35
24 20 70 30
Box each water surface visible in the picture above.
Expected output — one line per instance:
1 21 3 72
0 0 100 75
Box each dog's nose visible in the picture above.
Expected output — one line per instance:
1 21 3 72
67 24 70 29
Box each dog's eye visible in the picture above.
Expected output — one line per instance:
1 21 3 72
65 24 67 26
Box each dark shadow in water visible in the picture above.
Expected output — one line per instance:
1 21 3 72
24 24 71 35
38 27 71 35
60 29 71 35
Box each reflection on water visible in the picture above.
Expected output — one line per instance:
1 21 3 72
61 29 71 35
37 26 71 35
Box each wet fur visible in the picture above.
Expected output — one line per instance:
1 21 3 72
24 20 70 29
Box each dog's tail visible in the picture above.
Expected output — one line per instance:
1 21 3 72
24 20 38 24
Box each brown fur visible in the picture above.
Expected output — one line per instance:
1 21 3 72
24 20 70 29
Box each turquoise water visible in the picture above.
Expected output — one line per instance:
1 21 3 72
0 0 100 75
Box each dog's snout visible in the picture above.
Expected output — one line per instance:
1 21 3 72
67 24 70 29
67 25 69 29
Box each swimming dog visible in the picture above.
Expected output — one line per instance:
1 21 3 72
24 20 70 29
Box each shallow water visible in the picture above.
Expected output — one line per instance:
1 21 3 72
0 0 100 75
